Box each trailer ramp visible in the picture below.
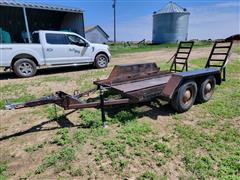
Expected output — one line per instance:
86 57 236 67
169 41 194 72
205 41 233 81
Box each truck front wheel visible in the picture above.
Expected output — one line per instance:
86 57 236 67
171 81 197 113
94 54 109 69
13 59 37 78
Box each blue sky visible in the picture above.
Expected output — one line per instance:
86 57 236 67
28 0 239 41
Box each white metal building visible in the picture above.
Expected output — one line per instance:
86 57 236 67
85 25 109 43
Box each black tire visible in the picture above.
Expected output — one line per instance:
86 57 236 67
196 76 216 103
171 81 197 113
13 58 37 78
94 54 109 69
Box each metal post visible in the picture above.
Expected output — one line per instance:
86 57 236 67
174 59 176 72
23 7 31 43
99 86 107 127
186 60 188 71
223 67 226 81
113 0 116 43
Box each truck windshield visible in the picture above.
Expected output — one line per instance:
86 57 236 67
32 33 40 44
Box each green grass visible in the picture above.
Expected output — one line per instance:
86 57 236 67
0 83 33 109
154 143 172 158
79 109 102 128
74 129 86 144
232 45 240 55
183 153 214 179
175 122 240 178
0 94 37 109
69 166 83 177
0 83 27 94
0 162 7 180
109 43 177 57
174 56 240 179
52 128 71 146
24 142 47 153
109 41 212 57
43 105 62 120
137 171 159 180
35 147 75 174
1 45 239 179
113 110 138 124
93 121 155 171
190 58 240 119
42 76 71 82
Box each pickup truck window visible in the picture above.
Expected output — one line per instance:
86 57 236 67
67 35 85 46
46 33 68 44
32 33 40 44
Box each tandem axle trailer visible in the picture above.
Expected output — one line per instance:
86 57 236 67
5 41 233 126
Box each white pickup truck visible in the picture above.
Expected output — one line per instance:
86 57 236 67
0 30 111 77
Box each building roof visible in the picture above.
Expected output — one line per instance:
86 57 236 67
0 0 83 13
225 34 240 41
85 25 109 38
154 1 189 15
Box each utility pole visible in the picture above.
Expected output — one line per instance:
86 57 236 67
112 0 116 43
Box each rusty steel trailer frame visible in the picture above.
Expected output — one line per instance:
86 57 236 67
4 41 233 126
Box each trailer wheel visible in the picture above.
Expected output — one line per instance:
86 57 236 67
171 81 197 113
197 76 216 103
94 54 109 69
13 58 37 78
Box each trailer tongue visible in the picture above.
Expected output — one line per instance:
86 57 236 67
4 41 233 126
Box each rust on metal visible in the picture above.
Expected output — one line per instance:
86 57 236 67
68 98 130 109
5 40 233 121
161 74 183 99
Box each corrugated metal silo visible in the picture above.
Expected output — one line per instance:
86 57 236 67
152 1 190 44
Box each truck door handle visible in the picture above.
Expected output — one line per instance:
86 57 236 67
69 48 75 51
46 48 53 52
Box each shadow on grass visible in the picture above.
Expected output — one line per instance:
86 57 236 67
0 65 93 80
0 110 77 141
0 101 175 141
106 100 174 121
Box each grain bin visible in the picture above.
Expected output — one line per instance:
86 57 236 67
152 1 190 44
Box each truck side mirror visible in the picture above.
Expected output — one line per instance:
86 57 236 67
78 41 89 47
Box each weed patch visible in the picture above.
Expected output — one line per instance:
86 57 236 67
113 110 137 124
118 121 151 135
176 122 240 178
25 142 47 152
35 147 75 174
52 128 71 146
137 170 158 180
69 166 84 176
74 129 86 144
79 109 102 128
0 162 7 179
183 153 214 179
43 105 62 120
154 143 172 158
217 155 240 178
